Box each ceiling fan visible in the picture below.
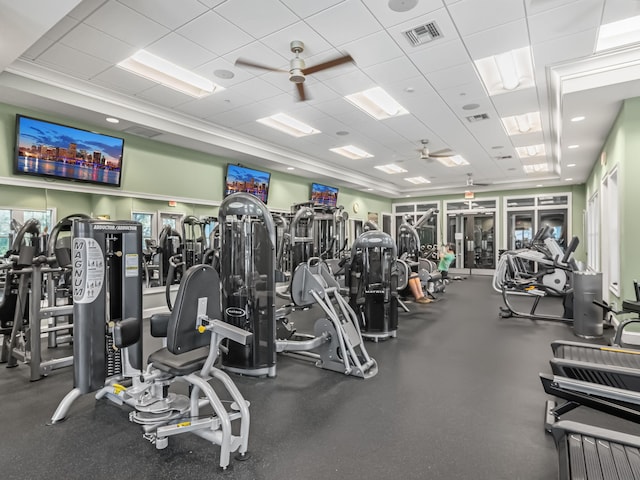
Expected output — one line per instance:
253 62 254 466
418 139 454 161
235 40 354 102
465 173 491 187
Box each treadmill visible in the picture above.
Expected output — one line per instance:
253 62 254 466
551 420 640 479
550 282 640 390
541 372 640 478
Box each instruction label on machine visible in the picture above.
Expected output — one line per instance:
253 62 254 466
73 238 105 304
125 253 139 278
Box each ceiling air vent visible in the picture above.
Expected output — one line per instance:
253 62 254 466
403 21 443 47
465 113 490 123
496 155 513 160
123 125 163 138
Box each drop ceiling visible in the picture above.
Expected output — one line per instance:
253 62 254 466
1 0 639 198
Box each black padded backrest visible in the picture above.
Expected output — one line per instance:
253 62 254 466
166 264 221 355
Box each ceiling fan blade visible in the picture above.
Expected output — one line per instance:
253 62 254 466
428 149 454 158
295 82 307 102
235 58 287 73
302 54 353 75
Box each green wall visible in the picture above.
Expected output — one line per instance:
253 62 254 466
585 97 640 305
0 101 392 220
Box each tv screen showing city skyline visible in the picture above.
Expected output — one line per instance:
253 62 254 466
224 164 271 203
14 115 124 187
311 182 339 207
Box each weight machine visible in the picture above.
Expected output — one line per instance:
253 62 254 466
218 192 377 379
3 215 85 380
50 220 251 470
346 231 398 341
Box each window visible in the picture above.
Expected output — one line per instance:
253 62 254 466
0 208 55 256
587 192 600 271
392 202 440 247
0 209 10 256
606 169 620 295
504 193 571 250
132 212 154 248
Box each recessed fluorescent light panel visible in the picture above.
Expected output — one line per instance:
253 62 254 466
436 155 470 167
516 144 545 158
256 113 320 137
501 112 541 135
475 46 534 96
345 87 409 120
374 163 408 174
404 176 431 184
118 50 223 98
329 145 373 159
596 15 640 51
523 162 551 174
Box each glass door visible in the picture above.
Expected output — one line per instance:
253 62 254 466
445 199 497 273
507 211 534 250
538 209 567 248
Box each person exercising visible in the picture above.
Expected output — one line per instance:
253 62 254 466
438 244 456 280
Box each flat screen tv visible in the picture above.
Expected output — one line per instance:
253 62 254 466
14 114 124 187
224 164 271 203
311 182 339 207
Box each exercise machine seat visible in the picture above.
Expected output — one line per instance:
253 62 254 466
146 265 221 374
552 420 640 479
147 346 210 376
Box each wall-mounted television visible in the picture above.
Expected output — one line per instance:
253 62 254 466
224 164 271 203
311 182 339 207
14 115 124 187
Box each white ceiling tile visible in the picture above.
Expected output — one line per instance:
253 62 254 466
92 66 157 94
490 88 540 117
363 0 443 28
463 19 530 59
67 0 109 21
227 76 288 103
216 0 299 38
118 0 208 29
22 16 80 60
197 0 226 8
37 43 111 79
84 1 170 47
147 33 214 69
524 0 588 16
279 0 345 19
135 84 195 108
261 21 333 58
409 38 470 74
342 31 404 69
178 11 254 56
527 0 604 45
438 81 489 109
194 57 255 88
322 69 375 96
426 63 479 90
447 0 525 36
224 41 289 72
305 0 382 46
60 23 135 64
532 29 597 72
175 90 251 118
363 56 422 85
